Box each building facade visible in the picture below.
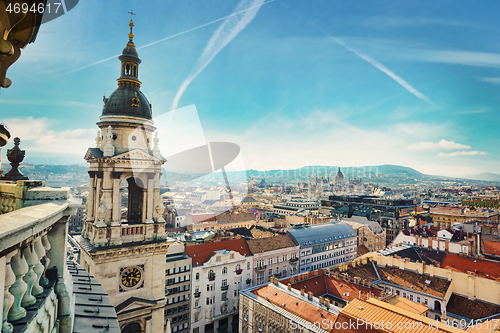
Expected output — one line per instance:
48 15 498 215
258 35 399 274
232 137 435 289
287 221 357 273
165 241 192 332
186 239 253 333
342 216 386 252
246 234 300 285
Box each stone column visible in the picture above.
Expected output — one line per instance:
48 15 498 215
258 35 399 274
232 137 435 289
146 176 154 223
93 173 103 223
112 172 121 226
32 237 45 295
102 170 113 225
39 234 51 287
8 250 28 321
87 172 96 221
2 250 17 333
21 246 37 307
142 188 147 223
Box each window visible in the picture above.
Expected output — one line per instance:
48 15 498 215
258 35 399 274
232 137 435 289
247 262 250 270
196 273 199 280
402 292 406 298
268 269 272 276
222 267 227 274
417 297 420 304
236 264 241 271
222 279 228 287
409 295 413 301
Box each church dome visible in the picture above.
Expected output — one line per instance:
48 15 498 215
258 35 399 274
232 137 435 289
101 18 152 120
122 43 138 57
102 87 152 120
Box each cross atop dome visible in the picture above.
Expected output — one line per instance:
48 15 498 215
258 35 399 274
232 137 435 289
127 10 135 42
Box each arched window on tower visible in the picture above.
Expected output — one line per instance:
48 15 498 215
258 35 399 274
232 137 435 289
133 65 137 77
125 63 131 75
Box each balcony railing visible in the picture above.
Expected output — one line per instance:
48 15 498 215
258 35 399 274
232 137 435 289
246 278 252 285
235 269 243 275
255 265 266 271
289 257 299 264
221 284 229 291
194 291 201 298
0 180 119 333
208 275 216 281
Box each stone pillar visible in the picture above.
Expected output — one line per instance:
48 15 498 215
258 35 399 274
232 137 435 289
146 176 154 223
87 171 96 221
102 170 113 224
39 235 51 287
32 237 45 294
21 246 37 307
2 250 17 333
112 173 121 226
93 173 103 223
8 250 28 321
142 189 147 223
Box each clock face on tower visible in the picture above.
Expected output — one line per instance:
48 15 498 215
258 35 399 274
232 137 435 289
120 266 143 289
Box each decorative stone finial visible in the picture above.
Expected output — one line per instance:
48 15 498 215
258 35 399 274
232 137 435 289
152 132 161 158
102 126 115 157
3 137 28 181
103 93 108 106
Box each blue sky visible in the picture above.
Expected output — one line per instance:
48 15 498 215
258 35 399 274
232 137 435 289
1 0 500 177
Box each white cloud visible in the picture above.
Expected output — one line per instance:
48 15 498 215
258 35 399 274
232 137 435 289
438 151 488 157
408 139 470 151
2 117 95 155
408 49 500 68
479 77 500 84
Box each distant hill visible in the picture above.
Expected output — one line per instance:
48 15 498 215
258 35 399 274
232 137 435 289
462 172 500 182
244 164 424 180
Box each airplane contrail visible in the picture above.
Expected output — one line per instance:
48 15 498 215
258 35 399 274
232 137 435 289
279 1 431 103
171 0 268 111
332 37 431 103
56 0 274 78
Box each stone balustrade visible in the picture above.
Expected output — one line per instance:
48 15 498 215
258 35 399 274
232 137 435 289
0 180 119 333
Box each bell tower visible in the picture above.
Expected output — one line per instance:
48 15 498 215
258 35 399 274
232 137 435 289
82 13 166 247
77 15 171 333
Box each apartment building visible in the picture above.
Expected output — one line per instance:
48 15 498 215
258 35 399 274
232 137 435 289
186 239 253 333
287 221 357 272
246 234 300 285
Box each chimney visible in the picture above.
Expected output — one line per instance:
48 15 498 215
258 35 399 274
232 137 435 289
319 296 324 304
428 237 432 249
290 276 295 283
445 239 450 252
288 283 292 291
307 291 313 300
325 298 331 307
301 289 305 296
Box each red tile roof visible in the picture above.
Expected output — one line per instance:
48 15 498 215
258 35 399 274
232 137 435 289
280 269 382 303
358 245 369 256
484 240 500 257
192 213 216 223
441 253 500 280
446 294 500 320
251 284 338 332
185 238 250 266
